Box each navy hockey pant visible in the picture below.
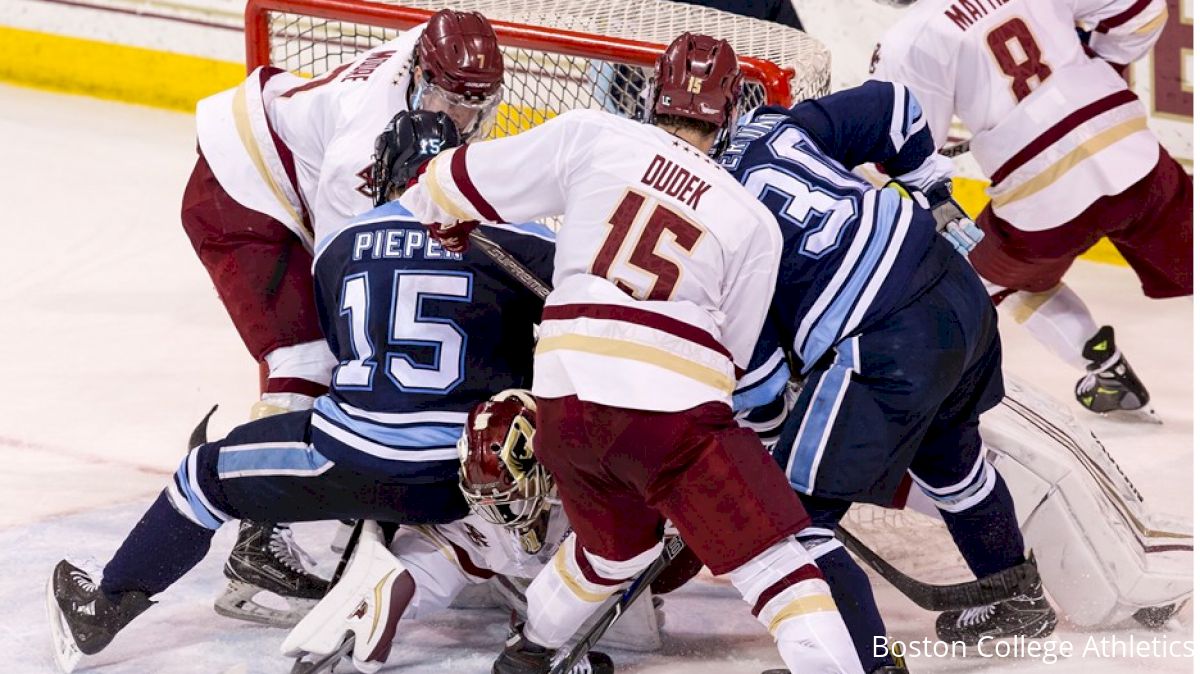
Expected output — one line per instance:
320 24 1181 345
774 250 1025 669
101 411 465 599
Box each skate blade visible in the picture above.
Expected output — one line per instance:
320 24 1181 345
214 580 318 628
1098 406 1163 425
290 635 355 674
45 574 83 673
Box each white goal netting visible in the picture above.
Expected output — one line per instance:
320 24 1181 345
253 0 831 138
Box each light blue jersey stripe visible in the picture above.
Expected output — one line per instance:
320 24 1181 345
785 338 858 493
314 201 418 261
314 396 464 449
173 464 222 529
733 357 790 412
217 443 331 479
798 190 902 368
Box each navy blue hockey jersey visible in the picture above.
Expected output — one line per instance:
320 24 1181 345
310 202 554 481
720 80 940 379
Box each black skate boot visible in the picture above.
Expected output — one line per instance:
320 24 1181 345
47 560 153 673
214 521 330 627
1075 326 1156 419
493 624 614 674
935 575 1057 646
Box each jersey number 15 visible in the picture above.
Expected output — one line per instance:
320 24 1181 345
333 270 472 394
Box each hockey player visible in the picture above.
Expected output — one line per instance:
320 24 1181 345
400 32 861 674
46 111 553 674
871 0 1191 416
181 8 506 622
282 389 646 673
721 81 1054 669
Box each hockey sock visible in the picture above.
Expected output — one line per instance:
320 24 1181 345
938 471 1025 578
100 491 216 601
797 529 891 671
729 538 861 674
523 534 660 648
1004 284 1099 371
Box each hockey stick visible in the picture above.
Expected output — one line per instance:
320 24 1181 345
188 404 219 450
469 229 550 299
835 524 1037 611
549 536 687 674
938 139 971 158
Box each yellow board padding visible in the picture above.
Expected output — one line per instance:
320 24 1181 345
951 176 1127 267
0 25 244 112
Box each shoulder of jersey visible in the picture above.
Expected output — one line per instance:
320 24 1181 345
350 200 416 226
883 1 952 52
313 201 418 259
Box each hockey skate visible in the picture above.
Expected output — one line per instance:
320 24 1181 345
935 578 1057 646
46 560 153 673
1074 326 1159 422
214 521 330 628
493 624 614 674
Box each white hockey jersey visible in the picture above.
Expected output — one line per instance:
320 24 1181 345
195 25 423 248
873 0 1167 230
399 109 783 412
388 509 570 619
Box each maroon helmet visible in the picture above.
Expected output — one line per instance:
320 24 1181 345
416 10 504 99
651 32 743 128
411 10 504 140
458 390 552 535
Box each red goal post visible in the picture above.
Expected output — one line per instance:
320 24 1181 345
243 0 832 136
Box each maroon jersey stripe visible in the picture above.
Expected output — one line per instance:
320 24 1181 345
541 303 733 360
1096 0 1154 33
278 62 354 99
990 89 1140 184
447 539 496 580
450 146 504 223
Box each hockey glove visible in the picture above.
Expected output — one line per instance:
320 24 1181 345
425 220 478 254
886 179 984 257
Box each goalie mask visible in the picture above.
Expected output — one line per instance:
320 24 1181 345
411 9 504 141
458 390 553 551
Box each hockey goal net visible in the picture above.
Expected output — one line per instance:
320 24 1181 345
244 0 831 138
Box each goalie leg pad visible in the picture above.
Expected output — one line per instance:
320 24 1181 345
982 375 1194 626
282 521 415 673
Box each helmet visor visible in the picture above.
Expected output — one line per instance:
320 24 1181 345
412 79 501 141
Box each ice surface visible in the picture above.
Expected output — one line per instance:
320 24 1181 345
0 83 1191 673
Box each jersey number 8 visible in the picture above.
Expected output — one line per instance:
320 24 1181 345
987 17 1053 102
